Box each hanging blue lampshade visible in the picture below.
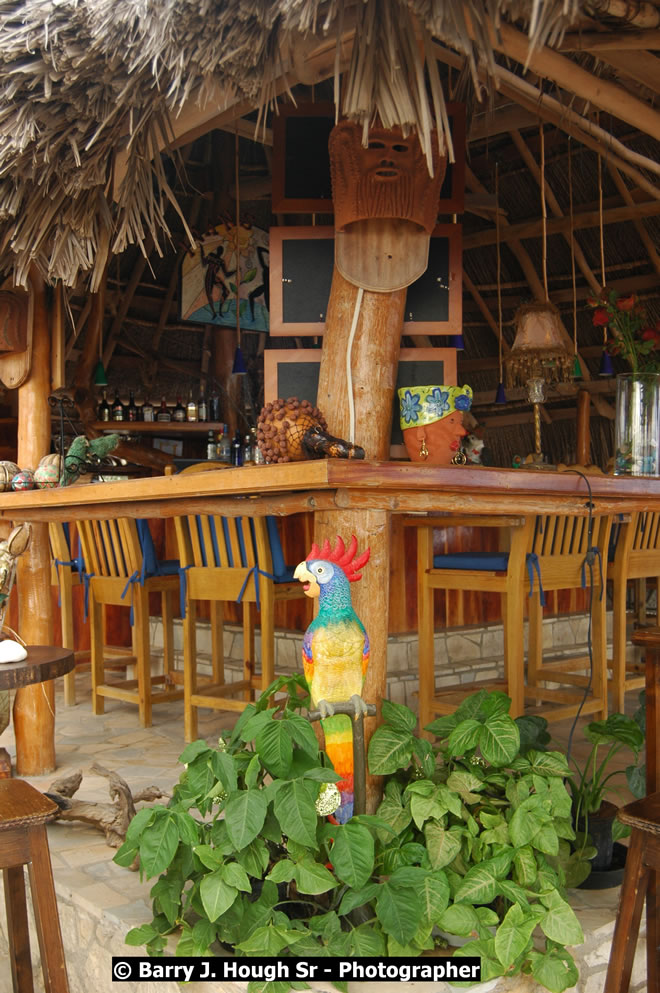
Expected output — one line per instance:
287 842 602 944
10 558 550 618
232 346 247 375
450 333 465 351
599 350 614 377
495 382 507 404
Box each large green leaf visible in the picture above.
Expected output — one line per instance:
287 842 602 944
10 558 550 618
273 780 319 848
585 713 644 752
513 846 538 887
338 882 379 915
446 770 484 799
410 792 445 829
283 712 320 757
235 924 293 956
454 690 490 722
425 821 463 870
350 923 386 956
436 903 480 938
494 904 536 967
381 699 417 732
139 812 179 878
150 877 183 926
224 789 268 851
179 740 213 765
375 883 422 945
419 873 451 926
527 749 571 777
294 857 338 894
125 806 157 845
199 871 239 922
539 891 584 946
221 862 252 892
255 720 294 778
454 863 499 904
367 726 413 775
374 793 412 842
236 838 270 878
529 947 579 993
210 750 238 792
480 715 520 766
448 718 482 756
330 822 374 889
266 859 296 883
193 844 226 870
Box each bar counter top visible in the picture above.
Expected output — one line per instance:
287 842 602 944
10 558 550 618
0 461 658 522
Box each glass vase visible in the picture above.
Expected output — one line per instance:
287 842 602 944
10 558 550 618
614 372 660 476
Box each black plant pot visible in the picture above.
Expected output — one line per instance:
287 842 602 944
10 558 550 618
577 800 628 889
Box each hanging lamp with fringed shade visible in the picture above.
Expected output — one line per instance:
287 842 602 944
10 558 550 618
506 300 572 387
506 123 571 390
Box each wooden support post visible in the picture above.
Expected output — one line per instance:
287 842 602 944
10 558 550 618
13 272 55 776
315 268 405 812
577 389 591 466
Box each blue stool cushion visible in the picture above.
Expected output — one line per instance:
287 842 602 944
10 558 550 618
433 552 510 572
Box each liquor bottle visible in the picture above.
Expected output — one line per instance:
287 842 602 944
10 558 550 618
243 433 253 465
186 390 198 422
209 390 220 422
252 426 265 464
207 430 217 460
98 390 110 422
136 398 144 421
230 430 243 466
217 424 231 463
112 389 125 421
198 392 208 423
142 398 154 423
173 396 186 422
156 397 171 423
127 390 138 422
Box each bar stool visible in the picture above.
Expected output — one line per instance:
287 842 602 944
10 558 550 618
0 778 69 992
604 627 660 993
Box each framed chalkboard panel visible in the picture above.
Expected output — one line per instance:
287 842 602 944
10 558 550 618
272 103 335 213
271 101 466 215
263 347 457 456
270 224 462 336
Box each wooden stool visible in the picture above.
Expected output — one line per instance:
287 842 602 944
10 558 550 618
0 778 69 992
604 627 660 993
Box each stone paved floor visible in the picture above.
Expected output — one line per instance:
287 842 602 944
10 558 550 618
0 665 644 992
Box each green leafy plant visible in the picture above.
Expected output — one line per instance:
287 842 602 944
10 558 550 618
115 685 584 993
566 707 645 880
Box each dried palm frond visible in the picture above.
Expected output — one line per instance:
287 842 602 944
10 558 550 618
0 0 586 287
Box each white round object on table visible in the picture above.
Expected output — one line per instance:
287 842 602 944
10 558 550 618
0 639 28 663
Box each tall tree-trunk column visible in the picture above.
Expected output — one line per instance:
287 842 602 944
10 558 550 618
316 269 405 812
14 271 55 775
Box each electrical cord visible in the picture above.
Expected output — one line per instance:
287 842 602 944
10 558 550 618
559 468 597 763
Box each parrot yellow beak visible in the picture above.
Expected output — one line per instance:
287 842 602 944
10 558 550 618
294 561 319 598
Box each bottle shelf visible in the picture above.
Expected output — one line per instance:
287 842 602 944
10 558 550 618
92 421 225 438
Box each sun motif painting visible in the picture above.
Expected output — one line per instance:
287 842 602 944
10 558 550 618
180 221 269 331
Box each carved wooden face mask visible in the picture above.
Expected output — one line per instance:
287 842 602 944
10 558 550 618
329 122 447 292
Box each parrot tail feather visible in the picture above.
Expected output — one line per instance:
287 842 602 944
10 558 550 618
322 713 354 823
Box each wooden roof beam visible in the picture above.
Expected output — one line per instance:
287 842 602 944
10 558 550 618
463 199 660 250
559 29 660 50
490 20 660 141
431 43 660 198
592 50 660 94
608 165 660 279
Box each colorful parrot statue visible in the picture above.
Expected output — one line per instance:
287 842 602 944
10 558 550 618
293 535 370 823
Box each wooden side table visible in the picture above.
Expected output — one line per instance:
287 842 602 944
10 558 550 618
0 646 74 777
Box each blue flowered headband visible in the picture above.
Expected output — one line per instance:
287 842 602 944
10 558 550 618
398 385 473 429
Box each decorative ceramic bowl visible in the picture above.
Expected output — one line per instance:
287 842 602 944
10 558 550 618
34 463 60 488
0 461 20 491
11 470 35 491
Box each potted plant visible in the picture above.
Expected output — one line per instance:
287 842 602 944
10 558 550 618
566 707 645 887
114 683 584 993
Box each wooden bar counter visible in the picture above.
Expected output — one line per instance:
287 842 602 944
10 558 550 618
2 461 658 794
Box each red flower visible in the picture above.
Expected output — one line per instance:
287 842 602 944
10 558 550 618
616 294 636 312
592 308 610 327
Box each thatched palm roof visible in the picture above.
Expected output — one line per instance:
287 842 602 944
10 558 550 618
0 0 588 288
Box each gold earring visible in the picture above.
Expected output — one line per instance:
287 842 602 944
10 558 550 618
452 451 467 465
419 437 428 460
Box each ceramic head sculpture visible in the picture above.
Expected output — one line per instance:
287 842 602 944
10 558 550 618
398 384 473 464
